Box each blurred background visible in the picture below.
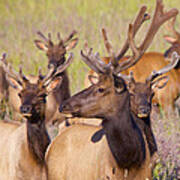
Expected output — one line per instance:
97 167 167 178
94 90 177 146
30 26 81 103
0 0 179 179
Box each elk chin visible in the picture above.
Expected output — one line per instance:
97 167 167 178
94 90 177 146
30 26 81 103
137 113 149 118
22 113 32 118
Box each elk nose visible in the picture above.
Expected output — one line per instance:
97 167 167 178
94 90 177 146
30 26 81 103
139 106 150 115
59 103 66 112
20 105 32 114
59 103 71 113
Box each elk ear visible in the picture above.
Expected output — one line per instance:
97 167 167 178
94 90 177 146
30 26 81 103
88 75 99 85
46 77 62 94
65 38 78 51
34 40 48 51
164 35 177 44
151 76 169 91
113 75 126 94
6 76 22 90
126 81 136 94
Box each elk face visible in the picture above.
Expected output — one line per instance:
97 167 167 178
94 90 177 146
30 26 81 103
126 72 170 119
127 81 154 118
60 74 127 118
34 31 78 69
46 44 66 68
18 84 47 118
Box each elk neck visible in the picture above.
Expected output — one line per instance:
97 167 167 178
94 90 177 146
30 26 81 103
26 107 50 165
101 90 146 169
131 113 157 157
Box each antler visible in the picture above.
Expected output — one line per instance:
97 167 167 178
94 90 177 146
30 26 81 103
116 6 150 60
114 0 178 74
81 0 178 76
146 51 180 82
37 31 53 46
63 30 77 44
81 45 110 74
165 16 180 40
101 7 150 67
0 54 29 87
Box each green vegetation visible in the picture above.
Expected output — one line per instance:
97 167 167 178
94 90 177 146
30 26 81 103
0 0 179 93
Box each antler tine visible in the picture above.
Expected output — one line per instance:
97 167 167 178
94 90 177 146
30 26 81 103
102 28 117 67
81 45 109 74
41 64 55 86
116 5 150 60
0 53 22 85
57 32 61 41
139 0 178 52
114 0 178 74
48 33 51 41
37 31 49 42
38 67 44 80
81 50 102 74
19 65 29 82
114 24 140 73
1 53 7 64
118 71 136 83
166 16 180 39
2 63 22 86
54 53 74 75
64 30 77 44
146 51 180 82
43 53 74 87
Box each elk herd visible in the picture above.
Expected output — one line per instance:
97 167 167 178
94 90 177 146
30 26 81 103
0 0 179 179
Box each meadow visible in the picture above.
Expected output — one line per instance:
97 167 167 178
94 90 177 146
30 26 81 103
0 0 179 179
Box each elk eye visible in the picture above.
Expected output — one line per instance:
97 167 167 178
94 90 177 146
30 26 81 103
38 94 47 99
18 93 22 98
151 92 155 98
98 88 105 93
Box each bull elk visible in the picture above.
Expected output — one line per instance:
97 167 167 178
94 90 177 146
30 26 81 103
0 53 73 179
34 30 78 126
46 1 178 179
84 3 180 117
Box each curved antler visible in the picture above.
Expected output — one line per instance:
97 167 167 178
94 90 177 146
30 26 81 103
81 46 110 74
146 51 180 82
114 0 178 74
116 6 150 60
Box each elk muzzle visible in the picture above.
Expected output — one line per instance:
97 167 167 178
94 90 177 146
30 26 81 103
137 105 150 118
20 105 32 116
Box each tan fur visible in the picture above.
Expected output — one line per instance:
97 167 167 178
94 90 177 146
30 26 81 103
0 121 47 180
46 124 152 180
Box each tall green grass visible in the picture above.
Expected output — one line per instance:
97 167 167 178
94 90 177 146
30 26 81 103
0 0 179 93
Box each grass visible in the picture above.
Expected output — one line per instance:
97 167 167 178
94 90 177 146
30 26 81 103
0 0 180 92
0 0 179 179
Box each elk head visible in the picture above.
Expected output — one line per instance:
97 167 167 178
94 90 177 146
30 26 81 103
122 71 168 118
164 16 180 68
0 53 74 121
34 31 78 69
60 0 178 118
